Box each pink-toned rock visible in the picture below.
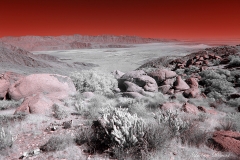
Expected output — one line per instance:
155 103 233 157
182 102 199 114
14 94 54 114
185 78 198 88
0 78 10 100
163 78 175 86
124 81 144 93
135 75 158 92
183 88 200 98
167 89 174 95
197 106 217 115
160 102 182 111
9 74 76 101
212 130 240 156
148 69 176 83
173 76 190 91
2 71 24 85
158 85 171 94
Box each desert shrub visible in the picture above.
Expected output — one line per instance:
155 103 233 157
175 69 185 75
215 118 237 131
154 110 189 136
227 76 236 83
180 122 211 148
199 70 226 80
0 127 13 150
184 66 199 75
188 97 215 108
212 59 221 65
52 104 68 120
227 98 240 108
228 57 240 67
197 113 209 122
0 100 21 110
204 79 235 98
70 70 118 96
144 123 172 152
230 70 240 77
216 69 231 77
226 113 240 132
0 113 26 126
40 135 73 152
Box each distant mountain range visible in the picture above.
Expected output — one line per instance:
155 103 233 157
0 35 175 51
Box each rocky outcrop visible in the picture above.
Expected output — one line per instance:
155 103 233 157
173 76 190 91
148 69 177 84
211 130 240 156
183 78 200 98
182 102 199 115
5 73 77 114
118 70 158 95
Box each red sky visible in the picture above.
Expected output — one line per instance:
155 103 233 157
0 0 240 40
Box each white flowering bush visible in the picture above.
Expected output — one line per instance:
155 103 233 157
97 107 145 148
70 70 118 96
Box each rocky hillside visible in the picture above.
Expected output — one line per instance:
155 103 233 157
0 41 51 67
0 35 171 51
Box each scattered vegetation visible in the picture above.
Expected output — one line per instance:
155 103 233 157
40 135 73 152
0 100 21 110
70 70 118 96
0 127 13 150
52 104 68 120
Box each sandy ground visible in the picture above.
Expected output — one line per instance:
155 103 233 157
33 42 210 73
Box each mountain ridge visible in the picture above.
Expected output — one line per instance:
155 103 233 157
0 34 177 51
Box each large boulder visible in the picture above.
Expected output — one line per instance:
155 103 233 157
158 85 171 94
173 76 190 91
0 77 10 100
183 88 200 98
148 69 177 84
9 74 76 101
135 75 158 92
119 70 158 92
182 102 199 114
9 74 76 115
123 81 144 93
212 130 240 156
14 93 54 114
185 78 198 88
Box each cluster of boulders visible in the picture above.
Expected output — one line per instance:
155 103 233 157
113 70 157 99
0 72 76 114
113 68 201 100
169 46 239 71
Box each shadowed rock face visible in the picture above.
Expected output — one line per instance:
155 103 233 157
0 35 167 51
